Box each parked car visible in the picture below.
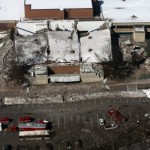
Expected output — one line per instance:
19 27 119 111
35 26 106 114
66 141 72 150
144 113 150 119
37 120 49 124
18 116 32 123
0 117 11 124
104 123 119 130
107 109 126 123
7 125 18 132
99 118 106 126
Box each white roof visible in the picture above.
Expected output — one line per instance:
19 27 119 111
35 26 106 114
49 20 75 31
17 21 47 36
48 31 79 63
102 0 150 23
80 29 112 63
26 0 92 10
0 0 24 20
77 21 105 32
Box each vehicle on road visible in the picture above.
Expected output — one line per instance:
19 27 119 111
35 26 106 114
18 116 32 123
66 141 72 150
104 123 119 130
98 118 106 126
107 109 126 123
0 117 11 124
3 144 12 150
18 122 47 131
7 125 18 132
144 113 150 120
37 120 49 124
19 130 50 140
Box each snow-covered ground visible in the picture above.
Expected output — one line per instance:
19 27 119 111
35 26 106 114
25 0 92 9
102 0 150 22
0 0 24 20
4 90 147 105
143 89 150 98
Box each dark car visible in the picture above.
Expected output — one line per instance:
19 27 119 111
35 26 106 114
3 144 12 150
18 116 32 123
0 117 11 124
66 141 72 150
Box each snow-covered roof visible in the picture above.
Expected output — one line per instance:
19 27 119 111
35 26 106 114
25 0 92 10
16 21 48 36
0 0 24 20
49 20 75 31
48 31 79 63
80 29 112 63
102 0 150 23
77 21 105 32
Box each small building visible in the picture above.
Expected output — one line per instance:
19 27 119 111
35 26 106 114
25 0 93 19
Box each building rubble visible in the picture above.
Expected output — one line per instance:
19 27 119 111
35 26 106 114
119 35 147 63
0 30 14 86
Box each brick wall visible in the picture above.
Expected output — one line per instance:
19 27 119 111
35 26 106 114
25 5 93 19
49 66 80 74
65 8 93 19
25 5 64 19
0 22 16 31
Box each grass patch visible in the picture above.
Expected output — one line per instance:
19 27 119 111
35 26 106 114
140 73 150 79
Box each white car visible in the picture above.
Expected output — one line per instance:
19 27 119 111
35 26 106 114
144 113 150 118
104 123 118 130
144 113 150 120
99 119 106 126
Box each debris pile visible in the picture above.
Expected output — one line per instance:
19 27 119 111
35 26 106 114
4 90 147 105
4 95 63 105
119 36 147 63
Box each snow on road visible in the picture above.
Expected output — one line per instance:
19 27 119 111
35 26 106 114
143 89 150 98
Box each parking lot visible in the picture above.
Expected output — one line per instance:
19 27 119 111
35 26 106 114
0 97 149 149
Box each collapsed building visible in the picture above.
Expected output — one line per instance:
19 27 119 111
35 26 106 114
15 20 112 84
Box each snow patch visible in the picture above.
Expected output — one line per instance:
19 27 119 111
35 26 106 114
143 89 150 98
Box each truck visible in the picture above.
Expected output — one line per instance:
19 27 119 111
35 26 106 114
19 130 50 140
